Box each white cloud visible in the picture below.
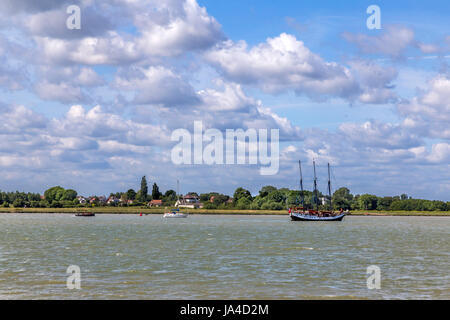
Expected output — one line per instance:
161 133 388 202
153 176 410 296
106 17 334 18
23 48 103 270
0 105 46 133
206 33 397 104
25 7 113 39
338 120 421 150
348 60 398 104
206 33 358 98
342 25 415 58
34 81 86 103
28 0 224 65
427 143 450 163
398 75 450 139
158 80 303 141
114 66 199 106
135 0 224 56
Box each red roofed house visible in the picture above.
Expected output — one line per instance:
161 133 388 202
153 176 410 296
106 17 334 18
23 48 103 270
148 199 163 207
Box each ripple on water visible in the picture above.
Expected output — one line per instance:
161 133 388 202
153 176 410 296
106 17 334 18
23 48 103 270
0 214 449 299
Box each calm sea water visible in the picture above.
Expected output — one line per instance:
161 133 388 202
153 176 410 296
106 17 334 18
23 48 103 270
0 214 448 299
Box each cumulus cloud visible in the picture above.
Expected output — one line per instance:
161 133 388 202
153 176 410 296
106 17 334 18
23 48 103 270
206 33 358 97
0 102 173 187
0 0 68 14
0 104 46 134
114 66 200 107
158 80 303 141
399 75 450 139
343 25 449 58
134 0 225 56
342 25 415 58
27 0 224 65
35 32 141 65
50 105 172 147
25 7 114 39
205 33 397 104
338 120 421 150
348 60 398 104
0 36 30 90
34 81 87 103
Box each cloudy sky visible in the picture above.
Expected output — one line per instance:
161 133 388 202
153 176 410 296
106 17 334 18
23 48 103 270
0 0 449 200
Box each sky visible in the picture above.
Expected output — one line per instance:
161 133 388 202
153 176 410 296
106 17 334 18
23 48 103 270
0 0 449 200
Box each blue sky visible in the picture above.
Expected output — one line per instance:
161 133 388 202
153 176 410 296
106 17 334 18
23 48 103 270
0 0 449 200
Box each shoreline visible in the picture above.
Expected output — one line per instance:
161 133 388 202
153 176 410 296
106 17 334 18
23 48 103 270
0 207 449 216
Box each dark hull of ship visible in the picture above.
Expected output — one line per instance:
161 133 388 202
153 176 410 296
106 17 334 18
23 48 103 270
75 213 95 217
290 212 345 221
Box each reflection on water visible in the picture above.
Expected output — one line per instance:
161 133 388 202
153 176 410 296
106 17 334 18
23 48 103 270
0 214 449 299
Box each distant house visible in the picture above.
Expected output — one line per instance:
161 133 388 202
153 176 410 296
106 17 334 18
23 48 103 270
89 197 98 204
98 196 107 204
148 199 163 207
175 194 203 209
106 196 119 205
76 196 87 204
127 199 134 205
318 197 328 205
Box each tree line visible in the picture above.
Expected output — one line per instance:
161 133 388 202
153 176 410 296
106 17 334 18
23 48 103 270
0 180 448 211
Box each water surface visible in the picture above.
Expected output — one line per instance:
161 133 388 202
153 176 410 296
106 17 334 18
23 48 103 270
0 214 448 299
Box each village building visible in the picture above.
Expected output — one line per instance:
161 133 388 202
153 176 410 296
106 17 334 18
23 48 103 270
76 196 87 204
148 199 163 207
106 196 120 205
98 196 107 204
175 194 203 209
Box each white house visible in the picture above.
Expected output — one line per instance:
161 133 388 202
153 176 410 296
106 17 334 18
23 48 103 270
175 194 203 209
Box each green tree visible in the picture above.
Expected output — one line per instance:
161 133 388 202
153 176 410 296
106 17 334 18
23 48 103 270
358 194 378 210
259 186 277 198
332 187 353 210
236 197 251 209
233 187 252 204
377 197 393 210
250 196 265 210
62 189 77 201
152 183 161 200
126 189 136 200
164 190 177 201
140 176 148 202
13 198 25 208
44 186 65 202
267 190 286 204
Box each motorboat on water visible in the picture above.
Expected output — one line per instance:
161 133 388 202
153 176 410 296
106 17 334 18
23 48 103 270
163 209 188 218
74 212 95 217
289 160 346 222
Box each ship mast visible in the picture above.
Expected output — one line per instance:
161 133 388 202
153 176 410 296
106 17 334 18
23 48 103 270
313 160 319 211
299 160 304 207
327 163 332 211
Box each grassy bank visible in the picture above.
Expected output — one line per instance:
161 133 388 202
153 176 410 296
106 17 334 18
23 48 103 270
0 207 449 216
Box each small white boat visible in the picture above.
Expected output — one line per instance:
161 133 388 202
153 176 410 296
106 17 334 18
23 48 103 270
163 210 188 218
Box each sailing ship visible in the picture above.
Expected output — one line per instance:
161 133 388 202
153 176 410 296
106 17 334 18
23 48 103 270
289 160 346 222
163 180 188 218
